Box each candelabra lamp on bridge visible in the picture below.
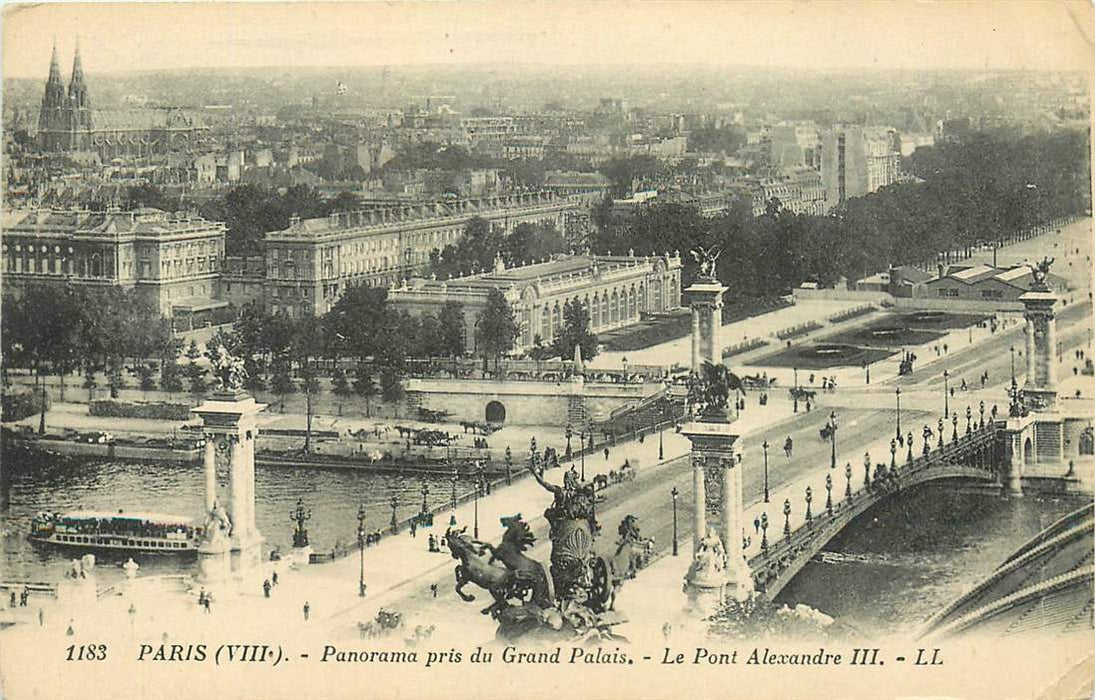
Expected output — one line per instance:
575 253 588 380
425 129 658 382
907 431 914 464
824 475 832 517
845 462 853 501
937 418 945 450
863 452 871 491
890 439 897 472
504 446 513 485
760 512 769 552
193 353 266 584
357 503 367 597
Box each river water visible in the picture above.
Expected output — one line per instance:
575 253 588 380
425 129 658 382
775 482 1086 636
3 448 1085 635
1 447 476 586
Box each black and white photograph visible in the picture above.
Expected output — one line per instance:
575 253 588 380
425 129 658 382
1 2 1093 698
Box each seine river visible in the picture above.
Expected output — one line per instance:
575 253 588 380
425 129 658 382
3 447 1084 635
776 482 1085 635
1 447 475 585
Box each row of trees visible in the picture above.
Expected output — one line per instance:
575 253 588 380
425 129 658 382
592 129 1091 298
427 218 569 280
2 286 177 400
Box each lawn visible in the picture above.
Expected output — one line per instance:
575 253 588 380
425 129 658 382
746 343 897 369
600 296 791 352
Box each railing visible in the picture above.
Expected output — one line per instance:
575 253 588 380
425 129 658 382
748 424 998 598
828 304 875 324
776 321 822 341
722 338 768 358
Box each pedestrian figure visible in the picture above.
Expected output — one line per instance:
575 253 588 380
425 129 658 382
604 447 610 461
430 583 438 598
20 588 28 607
428 534 438 552
263 580 271 598
272 571 279 586
38 608 44 626
410 519 417 538
8 592 15 609
303 601 310 621
753 517 760 534
203 594 211 614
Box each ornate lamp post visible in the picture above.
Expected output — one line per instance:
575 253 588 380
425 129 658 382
290 498 311 548
760 512 769 552
864 360 871 385
389 491 400 535
658 405 666 461
565 424 573 461
824 474 833 516
805 486 813 525
783 498 792 540
979 400 986 429
1010 346 1016 382
578 429 586 481
951 413 959 442
890 438 897 471
670 486 679 556
473 464 482 540
356 502 366 597
762 440 770 503
420 481 429 521
863 451 871 490
793 366 799 413
923 425 932 455
966 405 973 435
504 446 513 485
937 418 945 450
895 387 902 440
828 410 838 469
449 463 458 527
907 431 914 463
845 462 853 501
943 369 950 418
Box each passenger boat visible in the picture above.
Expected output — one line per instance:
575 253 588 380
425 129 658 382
29 510 200 554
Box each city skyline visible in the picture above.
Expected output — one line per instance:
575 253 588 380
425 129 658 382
4 1 1094 79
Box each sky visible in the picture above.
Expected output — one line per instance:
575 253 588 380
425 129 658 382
3 1 1094 79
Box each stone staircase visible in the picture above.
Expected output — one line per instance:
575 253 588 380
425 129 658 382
595 388 686 436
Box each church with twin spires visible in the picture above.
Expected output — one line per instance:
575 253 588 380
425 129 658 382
37 41 207 160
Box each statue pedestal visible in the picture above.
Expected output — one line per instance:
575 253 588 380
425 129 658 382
286 545 313 568
683 571 726 617
197 538 232 584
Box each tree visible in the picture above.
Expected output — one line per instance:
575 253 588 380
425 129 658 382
160 360 183 397
416 314 445 358
354 365 378 417
550 299 598 361
379 367 404 404
331 366 352 416
269 356 296 411
528 334 552 370
438 301 467 372
137 363 156 399
475 289 519 372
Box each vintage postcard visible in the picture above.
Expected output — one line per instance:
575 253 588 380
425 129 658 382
1 1 1093 699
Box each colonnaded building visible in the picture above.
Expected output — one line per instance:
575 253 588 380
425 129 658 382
388 252 683 353
257 191 579 317
1 207 226 316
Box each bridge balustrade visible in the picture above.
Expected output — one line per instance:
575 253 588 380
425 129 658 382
747 422 999 597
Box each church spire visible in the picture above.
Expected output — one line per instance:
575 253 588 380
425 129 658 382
47 38 62 85
69 37 85 89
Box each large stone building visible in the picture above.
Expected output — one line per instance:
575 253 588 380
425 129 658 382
2 207 226 315
389 252 683 353
37 43 207 160
821 126 901 207
261 191 582 317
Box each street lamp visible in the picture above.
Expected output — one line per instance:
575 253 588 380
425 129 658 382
760 512 769 552
658 405 666 461
895 387 902 440
578 429 586 481
979 400 985 429
890 438 897 470
943 369 950 418
449 463 458 527
825 474 832 516
389 490 400 535
473 463 482 540
845 462 852 501
671 487 679 556
793 366 800 413
565 424 573 461
505 446 513 485
864 361 870 385
966 405 973 435
951 413 959 442
1010 346 1016 382
783 499 791 540
923 425 932 455
761 440 770 503
805 486 813 525
907 431 914 463
828 411 838 469
938 418 945 450
357 502 367 597
863 451 871 490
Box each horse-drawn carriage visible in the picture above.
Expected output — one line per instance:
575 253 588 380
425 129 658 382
789 386 817 402
741 373 776 390
357 608 405 639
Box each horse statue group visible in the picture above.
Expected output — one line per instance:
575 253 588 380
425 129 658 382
446 462 655 640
